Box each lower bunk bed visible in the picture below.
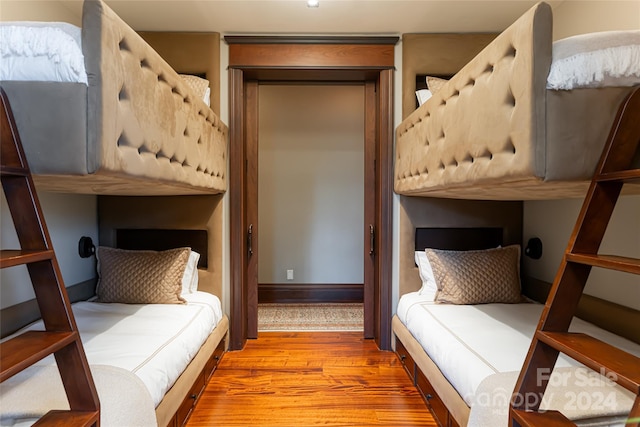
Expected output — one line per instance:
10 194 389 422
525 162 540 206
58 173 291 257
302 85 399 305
394 228 639 427
0 247 229 427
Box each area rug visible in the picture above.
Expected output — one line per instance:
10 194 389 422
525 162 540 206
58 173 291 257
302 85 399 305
258 303 364 332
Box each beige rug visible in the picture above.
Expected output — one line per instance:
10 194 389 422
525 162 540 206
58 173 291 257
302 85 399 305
258 303 364 332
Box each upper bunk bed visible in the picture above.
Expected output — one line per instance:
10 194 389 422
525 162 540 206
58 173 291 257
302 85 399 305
395 1 640 200
0 0 227 196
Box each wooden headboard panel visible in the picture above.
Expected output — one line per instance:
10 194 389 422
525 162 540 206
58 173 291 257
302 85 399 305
116 229 208 268
415 227 503 252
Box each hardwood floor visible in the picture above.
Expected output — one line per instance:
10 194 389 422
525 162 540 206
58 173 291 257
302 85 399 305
187 332 436 426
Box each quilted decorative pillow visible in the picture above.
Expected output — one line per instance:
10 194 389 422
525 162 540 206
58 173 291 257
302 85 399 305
425 76 449 95
426 245 522 305
179 74 211 106
96 247 190 304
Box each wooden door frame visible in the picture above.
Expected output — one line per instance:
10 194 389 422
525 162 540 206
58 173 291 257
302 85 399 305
227 36 397 351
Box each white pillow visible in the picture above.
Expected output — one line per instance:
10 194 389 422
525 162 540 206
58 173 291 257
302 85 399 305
181 250 200 295
547 30 640 90
415 89 432 106
414 251 437 301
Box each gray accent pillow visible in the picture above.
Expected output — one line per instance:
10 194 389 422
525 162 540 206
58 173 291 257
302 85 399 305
96 247 189 304
426 245 522 304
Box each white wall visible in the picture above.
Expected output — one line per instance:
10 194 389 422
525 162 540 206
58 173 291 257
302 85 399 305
523 0 640 310
258 85 365 284
0 0 97 309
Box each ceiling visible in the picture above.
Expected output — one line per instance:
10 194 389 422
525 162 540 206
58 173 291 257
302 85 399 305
56 0 564 35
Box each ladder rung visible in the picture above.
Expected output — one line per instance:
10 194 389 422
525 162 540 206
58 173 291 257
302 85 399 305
536 331 640 394
33 410 99 427
0 249 54 269
511 409 574 426
0 330 78 382
0 165 29 177
566 253 640 275
597 169 640 183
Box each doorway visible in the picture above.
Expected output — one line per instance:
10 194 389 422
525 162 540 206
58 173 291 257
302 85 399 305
227 36 397 351
257 84 365 330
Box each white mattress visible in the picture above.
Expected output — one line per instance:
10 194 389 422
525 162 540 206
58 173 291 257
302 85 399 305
6 291 222 407
397 292 640 406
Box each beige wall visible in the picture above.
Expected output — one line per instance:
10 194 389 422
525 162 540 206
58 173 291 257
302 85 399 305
258 85 365 284
0 0 81 23
552 0 640 40
523 1 640 310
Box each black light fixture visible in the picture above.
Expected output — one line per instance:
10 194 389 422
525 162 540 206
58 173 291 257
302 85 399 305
524 237 543 259
78 236 96 258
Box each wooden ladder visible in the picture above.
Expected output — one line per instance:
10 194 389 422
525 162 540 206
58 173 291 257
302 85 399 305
510 87 640 427
0 88 100 425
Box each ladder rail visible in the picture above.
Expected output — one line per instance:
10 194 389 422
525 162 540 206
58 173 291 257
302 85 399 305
511 87 640 426
0 87 100 425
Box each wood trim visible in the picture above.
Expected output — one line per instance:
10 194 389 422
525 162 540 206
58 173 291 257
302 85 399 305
227 38 397 351
258 284 364 304
229 68 247 350
363 81 376 339
376 68 394 351
228 44 395 69
226 36 399 45
246 80 259 339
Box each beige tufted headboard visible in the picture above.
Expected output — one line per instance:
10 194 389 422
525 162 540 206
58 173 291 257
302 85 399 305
3 0 228 196
395 2 639 200
82 0 227 194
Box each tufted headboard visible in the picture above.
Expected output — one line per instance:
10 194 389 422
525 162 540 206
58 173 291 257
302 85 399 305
2 0 227 196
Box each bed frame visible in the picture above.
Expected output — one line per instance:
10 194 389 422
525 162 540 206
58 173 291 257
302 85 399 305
0 0 227 196
395 227 503 426
111 228 228 426
394 2 638 200
395 227 640 426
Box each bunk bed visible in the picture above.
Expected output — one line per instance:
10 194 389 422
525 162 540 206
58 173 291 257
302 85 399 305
0 0 227 195
393 227 640 427
0 242 229 427
394 1 640 200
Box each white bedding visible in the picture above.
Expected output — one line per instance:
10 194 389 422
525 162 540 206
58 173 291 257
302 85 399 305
2 291 222 408
397 292 640 407
0 22 87 84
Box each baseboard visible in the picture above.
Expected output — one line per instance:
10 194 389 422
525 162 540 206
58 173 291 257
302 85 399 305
1 278 96 338
258 283 363 304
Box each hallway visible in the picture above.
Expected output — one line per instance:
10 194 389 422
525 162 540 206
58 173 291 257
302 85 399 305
187 332 436 426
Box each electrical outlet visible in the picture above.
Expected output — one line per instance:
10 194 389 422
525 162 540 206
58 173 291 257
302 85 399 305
286 269 294 281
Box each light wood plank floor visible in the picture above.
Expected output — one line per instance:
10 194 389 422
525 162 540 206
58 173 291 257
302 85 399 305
187 332 437 426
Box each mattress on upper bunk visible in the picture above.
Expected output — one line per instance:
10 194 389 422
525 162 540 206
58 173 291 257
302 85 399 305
0 0 228 196
394 1 640 200
0 291 225 426
396 292 639 426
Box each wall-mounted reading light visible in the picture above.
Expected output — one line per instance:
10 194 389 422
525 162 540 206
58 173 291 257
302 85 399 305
78 236 96 258
307 0 319 7
524 237 543 260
